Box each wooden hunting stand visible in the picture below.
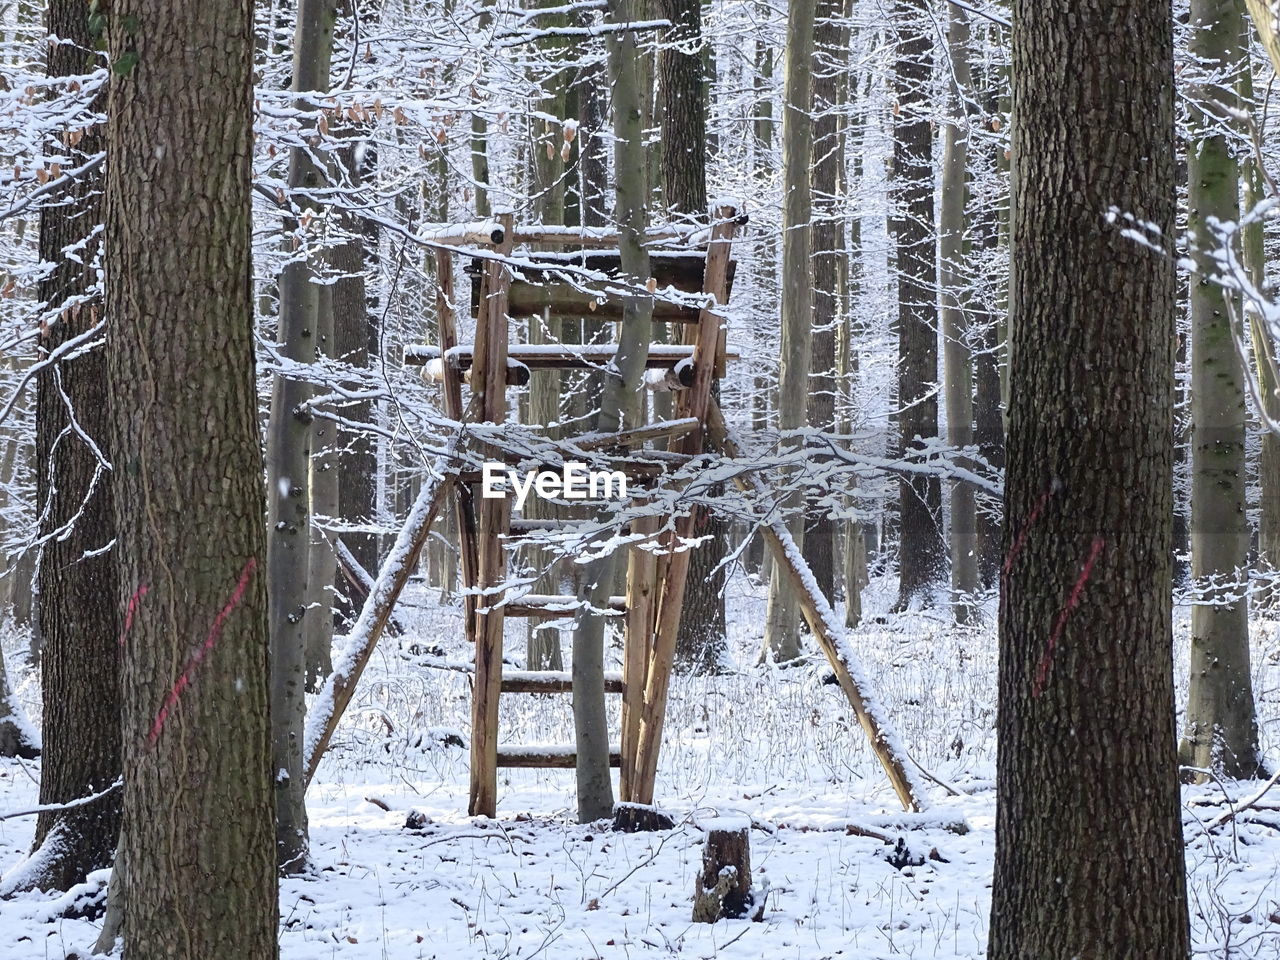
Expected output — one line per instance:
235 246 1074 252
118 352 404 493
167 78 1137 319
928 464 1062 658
303 207 924 817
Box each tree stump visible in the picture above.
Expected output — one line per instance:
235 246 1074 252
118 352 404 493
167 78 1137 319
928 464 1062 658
692 819 753 922
613 802 675 833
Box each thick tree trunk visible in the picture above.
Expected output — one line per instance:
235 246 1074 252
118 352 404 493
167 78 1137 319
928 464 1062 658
892 0 944 608
762 0 815 663
660 0 727 673
332 145 380 582
526 21 570 671
804 0 848 609
746 34 774 578
940 4 977 622
989 1 1191 956
19 0 122 890
101 0 278 952
1180 0 1262 779
571 0 653 822
0 652 38 759
265 0 336 871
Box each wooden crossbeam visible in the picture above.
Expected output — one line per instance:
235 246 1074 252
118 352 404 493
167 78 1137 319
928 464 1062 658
500 670 625 694
496 745 623 768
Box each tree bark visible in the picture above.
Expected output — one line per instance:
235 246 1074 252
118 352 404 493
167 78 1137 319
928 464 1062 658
940 3 977 622
989 0 1191 956
265 0 336 872
101 0 278 952
0 652 38 759
892 0 944 608
659 0 727 673
762 0 815 663
21 0 121 890
804 0 848 610
1180 0 1262 779
332 145 380 582
572 0 653 821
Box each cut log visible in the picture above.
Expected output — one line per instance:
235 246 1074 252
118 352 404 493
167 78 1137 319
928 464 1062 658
467 252 737 323
495 744 622 768
693 820 754 922
499 670 625 694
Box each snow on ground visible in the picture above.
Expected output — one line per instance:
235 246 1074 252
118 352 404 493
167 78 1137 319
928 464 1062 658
1 571 1279 958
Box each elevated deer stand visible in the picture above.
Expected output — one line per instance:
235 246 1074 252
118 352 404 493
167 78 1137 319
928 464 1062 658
303 209 924 816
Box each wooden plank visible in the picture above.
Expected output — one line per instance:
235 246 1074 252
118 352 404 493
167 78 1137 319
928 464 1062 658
620 513 659 801
434 247 482 665
469 211 515 819
496 745 623 768
632 206 738 806
704 397 923 813
500 671 625 694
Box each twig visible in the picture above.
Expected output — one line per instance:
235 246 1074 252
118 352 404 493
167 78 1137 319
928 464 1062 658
0 778 121 822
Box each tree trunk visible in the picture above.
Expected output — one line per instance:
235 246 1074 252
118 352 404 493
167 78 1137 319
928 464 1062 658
526 17 570 671
940 4 977 622
332 145 380 583
660 0 727 673
804 0 848 609
100 0 278 952
20 0 121 890
1180 0 1262 780
892 0 944 608
0 651 38 759
572 0 654 822
305 279 337 689
1240 34 1280 613
989 0 1191 956
264 0 336 872
762 0 815 663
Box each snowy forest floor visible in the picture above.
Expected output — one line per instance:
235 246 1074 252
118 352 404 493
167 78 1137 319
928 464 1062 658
2 572 1279 959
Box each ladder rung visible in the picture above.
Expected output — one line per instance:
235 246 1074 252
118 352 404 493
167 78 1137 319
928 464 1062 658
500 670 625 694
496 744 623 768
500 594 627 618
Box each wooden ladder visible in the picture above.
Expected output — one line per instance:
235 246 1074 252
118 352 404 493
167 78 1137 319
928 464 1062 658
424 209 741 817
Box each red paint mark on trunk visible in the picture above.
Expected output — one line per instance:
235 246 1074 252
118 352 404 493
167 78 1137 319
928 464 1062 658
148 557 257 747
118 583 149 647
1002 490 1053 580
1033 538 1105 698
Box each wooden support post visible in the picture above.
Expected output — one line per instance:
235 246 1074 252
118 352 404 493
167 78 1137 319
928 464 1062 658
621 513 659 800
469 211 515 818
704 398 924 813
632 207 738 804
435 246 481 648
